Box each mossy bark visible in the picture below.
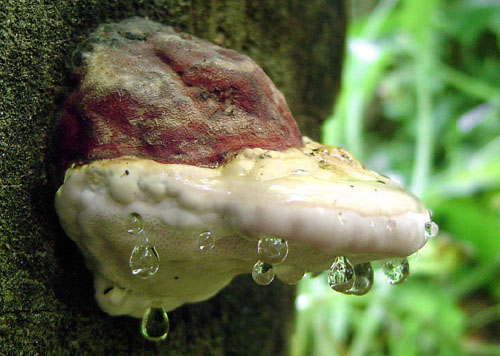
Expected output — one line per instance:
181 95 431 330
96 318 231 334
0 1 345 355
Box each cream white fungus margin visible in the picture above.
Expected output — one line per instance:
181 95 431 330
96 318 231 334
55 138 429 318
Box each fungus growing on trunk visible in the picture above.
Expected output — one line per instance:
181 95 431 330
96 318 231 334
55 18 437 341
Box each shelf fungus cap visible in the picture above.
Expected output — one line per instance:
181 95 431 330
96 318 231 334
55 18 430 318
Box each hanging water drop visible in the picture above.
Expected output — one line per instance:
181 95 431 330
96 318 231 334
141 306 169 341
425 221 439 238
127 212 160 279
127 212 144 235
328 256 354 292
386 218 397 231
345 262 373 295
197 231 215 251
338 212 347 225
252 260 275 285
129 240 160 279
257 237 288 265
383 257 409 285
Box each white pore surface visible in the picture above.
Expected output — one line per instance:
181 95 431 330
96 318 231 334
55 140 429 317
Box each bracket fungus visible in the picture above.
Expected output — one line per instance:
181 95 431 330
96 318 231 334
54 18 438 341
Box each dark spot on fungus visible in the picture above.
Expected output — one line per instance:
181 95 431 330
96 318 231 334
103 286 113 295
377 180 386 185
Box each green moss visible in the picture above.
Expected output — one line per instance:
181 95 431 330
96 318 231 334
0 1 344 354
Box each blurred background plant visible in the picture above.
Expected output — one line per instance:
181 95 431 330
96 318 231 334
291 0 500 355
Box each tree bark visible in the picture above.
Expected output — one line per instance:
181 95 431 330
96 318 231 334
0 1 345 355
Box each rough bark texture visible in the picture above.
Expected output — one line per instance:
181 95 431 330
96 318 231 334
0 1 345 355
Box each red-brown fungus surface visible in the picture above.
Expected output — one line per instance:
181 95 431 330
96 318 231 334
57 18 302 169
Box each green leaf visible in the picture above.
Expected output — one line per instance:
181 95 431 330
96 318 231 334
430 197 500 262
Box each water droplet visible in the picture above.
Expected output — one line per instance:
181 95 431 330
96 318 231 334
328 256 354 292
386 218 397 231
290 169 308 175
314 147 356 166
127 213 160 279
197 231 215 251
318 159 331 169
141 306 169 341
344 262 373 295
338 212 347 225
127 212 144 235
383 258 409 285
257 237 288 265
259 151 272 159
370 219 375 228
252 260 275 285
425 221 439 238
334 148 355 165
129 241 160 279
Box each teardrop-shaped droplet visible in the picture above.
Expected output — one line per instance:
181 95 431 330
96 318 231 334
383 258 409 285
425 221 439 238
338 212 347 225
197 231 215 251
129 242 160 279
257 237 288 265
252 260 275 285
127 212 144 235
344 262 374 295
141 306 169 341
386 218 397 231
328 256 354 292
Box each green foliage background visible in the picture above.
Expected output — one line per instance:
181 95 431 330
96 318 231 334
293 0 500 355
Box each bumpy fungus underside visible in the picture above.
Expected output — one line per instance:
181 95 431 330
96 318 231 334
55 139 429 317
55 18 431 320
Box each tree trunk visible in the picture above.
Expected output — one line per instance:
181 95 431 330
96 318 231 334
0 1 345 355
